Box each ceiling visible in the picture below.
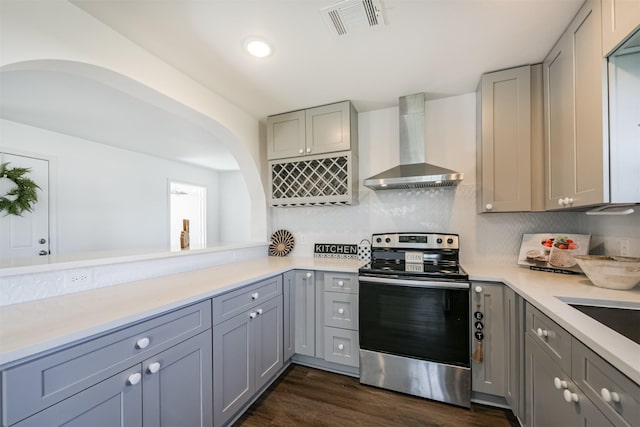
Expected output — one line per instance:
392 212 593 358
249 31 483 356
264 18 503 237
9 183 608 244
71 0 584 119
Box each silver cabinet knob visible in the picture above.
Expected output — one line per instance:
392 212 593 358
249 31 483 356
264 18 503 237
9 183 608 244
338 344 344 350
338 308 345 314
147 362 161 374
256 308 263 315
249 312 257 319
485 203 493 210
39 238 47 244
306 272 312 278
337 280 344 287
474 286 483 293
251 292 259 300
306 147 311 153
298 148 304 154
558 198 565 206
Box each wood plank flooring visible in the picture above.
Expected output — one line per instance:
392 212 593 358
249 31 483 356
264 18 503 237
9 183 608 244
234 364 519 427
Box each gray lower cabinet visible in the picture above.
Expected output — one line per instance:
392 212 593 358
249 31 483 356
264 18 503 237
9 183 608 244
471 282 506 397
524 303 626 427
283 270 296 361
1 301 212 427
212 294 283 427
142 331 213 427
13 367 143 427
504 286 525 421
294 270 316 357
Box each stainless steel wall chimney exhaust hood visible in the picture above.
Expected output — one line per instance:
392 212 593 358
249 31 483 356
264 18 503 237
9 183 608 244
363 93 463 190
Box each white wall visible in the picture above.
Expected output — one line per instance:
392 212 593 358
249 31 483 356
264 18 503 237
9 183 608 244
1 119 221 255
272 93 581 265
218 171 252 244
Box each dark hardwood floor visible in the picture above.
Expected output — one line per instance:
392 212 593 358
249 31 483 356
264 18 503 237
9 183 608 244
234 364 519 427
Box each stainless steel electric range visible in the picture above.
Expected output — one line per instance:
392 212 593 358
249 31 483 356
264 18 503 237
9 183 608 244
358 232 471 408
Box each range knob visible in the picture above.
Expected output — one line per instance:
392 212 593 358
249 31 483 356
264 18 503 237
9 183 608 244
437 238 443 244
447 238 454 244
376 237 382 243
385 237 391 243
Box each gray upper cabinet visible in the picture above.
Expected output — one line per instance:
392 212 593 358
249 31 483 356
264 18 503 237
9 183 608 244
543 0 606 210
477 65 544 212
267 101 355 160
266 110 306 160
601 0 640 56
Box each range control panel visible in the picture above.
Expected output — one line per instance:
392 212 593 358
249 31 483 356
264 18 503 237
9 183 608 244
371 232 459 250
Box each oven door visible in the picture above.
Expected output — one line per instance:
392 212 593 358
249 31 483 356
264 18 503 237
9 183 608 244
359 276 470 367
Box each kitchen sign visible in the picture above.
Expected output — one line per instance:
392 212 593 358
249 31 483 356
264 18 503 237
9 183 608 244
314 243 358 259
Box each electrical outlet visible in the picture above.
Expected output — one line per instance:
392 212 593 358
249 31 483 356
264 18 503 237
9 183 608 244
65 269 92 287
620 239 630 257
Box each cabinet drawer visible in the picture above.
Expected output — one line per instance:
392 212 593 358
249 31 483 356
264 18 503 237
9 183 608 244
572 339 640 427
323 272 358 294
324 292 358 330
2 300 211 427
323 327 359 368
212 275 282 325
526 303 572 373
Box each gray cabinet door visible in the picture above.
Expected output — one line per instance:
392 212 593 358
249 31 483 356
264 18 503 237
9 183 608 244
478 65 535 212
544 0 605 209
471 282 505 397
283 271 295 361
213 310 252 427
254 296 284 391
13 367 143 427
266 110 306 160
525 334 578 427
504 286 523 419
305 101 352 156
142 331 213 427
294 270 316 357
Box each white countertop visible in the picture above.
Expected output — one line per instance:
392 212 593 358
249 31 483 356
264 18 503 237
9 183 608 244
1 256 639 386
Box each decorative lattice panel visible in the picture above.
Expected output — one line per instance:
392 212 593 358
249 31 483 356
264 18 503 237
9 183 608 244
269 153 357 207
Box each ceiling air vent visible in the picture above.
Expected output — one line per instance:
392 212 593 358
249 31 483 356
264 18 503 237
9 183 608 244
321 0 385 37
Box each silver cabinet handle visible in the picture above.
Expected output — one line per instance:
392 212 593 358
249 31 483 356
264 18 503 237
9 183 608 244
250 312 257 319
251 292 259 300
338 308 345 314
256 308 263 315
306 272 312 278
147 362 161 374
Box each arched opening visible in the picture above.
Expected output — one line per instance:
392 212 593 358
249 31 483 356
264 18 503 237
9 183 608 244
0 60 266 260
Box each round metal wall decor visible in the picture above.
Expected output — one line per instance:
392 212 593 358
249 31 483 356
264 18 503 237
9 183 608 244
269 229 295 256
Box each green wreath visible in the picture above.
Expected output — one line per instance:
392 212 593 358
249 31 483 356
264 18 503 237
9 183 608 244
0 162 41 216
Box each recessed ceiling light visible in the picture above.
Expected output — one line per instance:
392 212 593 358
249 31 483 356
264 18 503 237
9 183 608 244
244 38 272 58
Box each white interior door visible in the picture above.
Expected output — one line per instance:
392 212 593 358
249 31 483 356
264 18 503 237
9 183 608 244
0 153 49 259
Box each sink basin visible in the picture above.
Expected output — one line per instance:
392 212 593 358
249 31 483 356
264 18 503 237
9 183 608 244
561 298 640 345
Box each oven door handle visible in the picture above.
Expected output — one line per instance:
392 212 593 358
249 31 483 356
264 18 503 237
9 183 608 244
358 276 470 289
